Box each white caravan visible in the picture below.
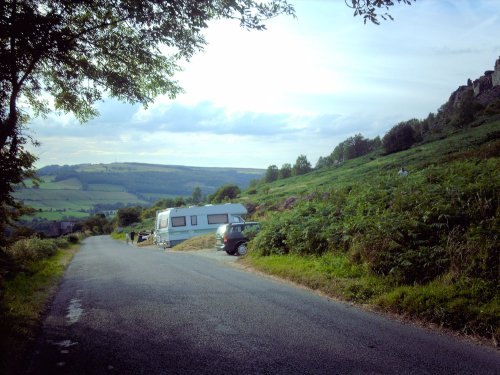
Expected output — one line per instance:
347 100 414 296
154 203 247 248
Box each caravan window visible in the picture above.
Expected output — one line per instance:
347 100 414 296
171 216 186 227
207 214 228 224
191 215 198 226
159 216 168 229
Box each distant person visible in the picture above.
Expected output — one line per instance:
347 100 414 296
125 232 130 244
398 167 409 177
130 231 136 242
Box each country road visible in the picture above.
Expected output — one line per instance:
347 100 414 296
26 236 499 374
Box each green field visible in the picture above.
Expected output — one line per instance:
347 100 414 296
14 187 149 219
38 177 82 190
87 184 126 192
15 162 264 220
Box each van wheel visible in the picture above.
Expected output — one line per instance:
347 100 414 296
236 242 248 256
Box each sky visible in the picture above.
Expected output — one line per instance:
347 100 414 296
28 0 500 169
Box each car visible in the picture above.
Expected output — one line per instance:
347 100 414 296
215 222 260 256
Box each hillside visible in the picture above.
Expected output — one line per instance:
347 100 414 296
237 118 499 344
14 162 264 220
241 120 500 209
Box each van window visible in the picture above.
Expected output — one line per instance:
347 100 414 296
191 215 198 226
207 214 228 224
171 216 186 227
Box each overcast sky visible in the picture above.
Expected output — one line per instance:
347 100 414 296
29 0 500 169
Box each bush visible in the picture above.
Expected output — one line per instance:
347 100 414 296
250 158 499 286
66 234 80 244
54 238 70 249
6 237 58 266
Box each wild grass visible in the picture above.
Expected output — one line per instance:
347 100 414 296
0 237 81 374
242 253 387 303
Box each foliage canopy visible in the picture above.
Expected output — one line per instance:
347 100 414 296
0 0 294 242
346 0 416 25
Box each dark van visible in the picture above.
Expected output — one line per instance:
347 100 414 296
215 222 260 256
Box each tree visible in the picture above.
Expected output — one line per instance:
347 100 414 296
0 0 294 243
0 134 38 245
173 196 185 207
382 120 417 154
315 156 333 170
279 163 292 179
210 184 241 203
191 187 202 205
343 133 372 159
293 155 312 176
330 142 346 164
117 207 142 227
265 165 279 183
345 0 415 25
371 135 382 150
83 213 112 234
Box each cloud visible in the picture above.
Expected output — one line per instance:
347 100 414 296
25 0 500 171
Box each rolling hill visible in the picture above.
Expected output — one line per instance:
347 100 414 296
14 162 264 220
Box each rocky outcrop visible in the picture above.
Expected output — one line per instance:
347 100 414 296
492 58 500 87
473 70 494 96
476 85 500 107
447 56 500 110
448 85 473 109
472 57 500 97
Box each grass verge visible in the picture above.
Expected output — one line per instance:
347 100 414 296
240 252 499 347
0 245 79 374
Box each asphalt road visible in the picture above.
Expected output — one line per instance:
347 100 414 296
26 236 499 374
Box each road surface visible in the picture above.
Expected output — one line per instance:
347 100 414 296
26 236 499 374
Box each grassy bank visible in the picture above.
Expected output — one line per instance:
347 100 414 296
171 233 215 251
241 253 498 345
0 237 81 374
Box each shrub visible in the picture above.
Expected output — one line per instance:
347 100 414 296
6 237 58 266
250 214 291 256
250 157 499 286
54 238 70 249
66 234 80 244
